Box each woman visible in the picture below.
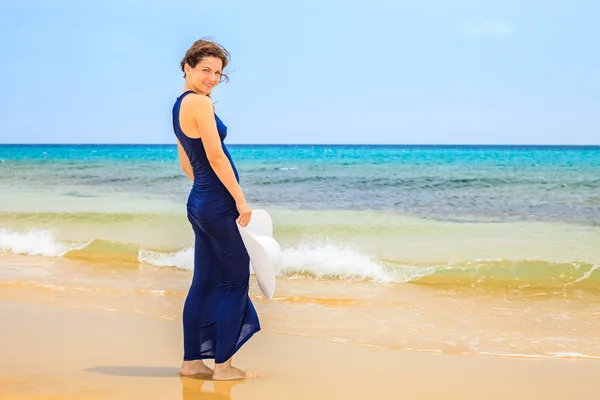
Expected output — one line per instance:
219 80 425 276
172 39 260 381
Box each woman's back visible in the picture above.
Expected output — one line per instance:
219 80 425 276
172 91 240 219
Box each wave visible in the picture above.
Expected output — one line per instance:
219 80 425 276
1 229 599 292
139 241 434 283
139 247 194 270
272 242 434 283
0 228 87 257
412 260 600 292
0 228 140 263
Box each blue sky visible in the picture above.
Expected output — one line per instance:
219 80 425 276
0 0 598 144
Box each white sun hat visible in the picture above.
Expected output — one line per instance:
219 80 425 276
237 209 281 299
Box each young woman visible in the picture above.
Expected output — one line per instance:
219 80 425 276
172 39 259 381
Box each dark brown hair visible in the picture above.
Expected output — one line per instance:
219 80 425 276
180 38 230 82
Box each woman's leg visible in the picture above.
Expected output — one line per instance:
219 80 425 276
201 215 261 380
180 227 218 376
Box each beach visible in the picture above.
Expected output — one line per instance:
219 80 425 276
1 144 599 398
2 285 600 400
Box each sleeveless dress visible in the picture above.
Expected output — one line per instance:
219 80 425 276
172 90 260 364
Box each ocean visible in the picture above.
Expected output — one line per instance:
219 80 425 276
1 144 599 359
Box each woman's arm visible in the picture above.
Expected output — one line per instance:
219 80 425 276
187 94 252 227
176 139 194 182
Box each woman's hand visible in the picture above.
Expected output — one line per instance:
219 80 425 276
236 201 252 227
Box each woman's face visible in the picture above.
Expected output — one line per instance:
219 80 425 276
185 56 223 95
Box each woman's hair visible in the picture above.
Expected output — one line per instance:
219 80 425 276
180 38 230 82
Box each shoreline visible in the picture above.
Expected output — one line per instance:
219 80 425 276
2 293 600 399
1 253 600 363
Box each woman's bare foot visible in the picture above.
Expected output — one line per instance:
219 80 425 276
213 362 256 381
180 360 213 376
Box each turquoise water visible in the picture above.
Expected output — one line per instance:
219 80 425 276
1 144 599 224
1 144 599 292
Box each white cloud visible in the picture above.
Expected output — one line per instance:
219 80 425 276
461 19 515 37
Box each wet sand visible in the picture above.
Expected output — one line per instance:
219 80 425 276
1 294 600 400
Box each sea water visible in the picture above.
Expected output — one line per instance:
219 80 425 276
1 144 599 359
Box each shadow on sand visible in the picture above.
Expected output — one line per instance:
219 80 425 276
84 366 245 399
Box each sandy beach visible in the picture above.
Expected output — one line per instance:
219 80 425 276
1 286 600 400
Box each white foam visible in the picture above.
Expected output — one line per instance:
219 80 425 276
548 352 600 359
138 241 436 283
138 247 195 271
476 351 600 360
278 242 390 282
572 264 600 284
279 242 435 283
0 228 86 257
0 229 436 284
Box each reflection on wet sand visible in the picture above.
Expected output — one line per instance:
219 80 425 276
180 376 245 400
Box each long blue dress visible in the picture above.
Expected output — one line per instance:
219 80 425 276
172 90 260 364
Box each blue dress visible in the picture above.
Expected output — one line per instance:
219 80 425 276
172 90 260 364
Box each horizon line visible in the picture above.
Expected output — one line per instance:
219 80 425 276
1 143 600 147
